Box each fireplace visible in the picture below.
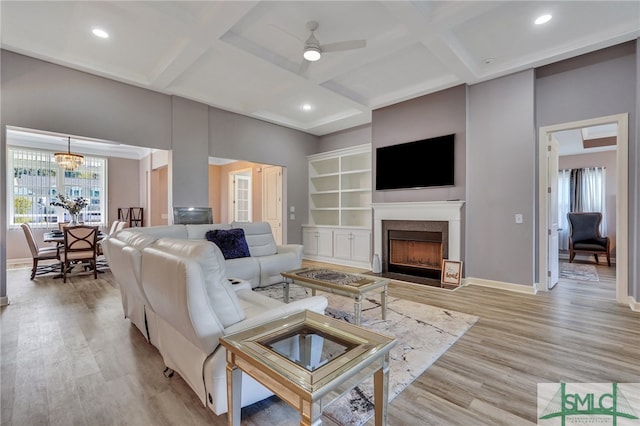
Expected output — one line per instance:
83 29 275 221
382 220 448 283
373 201 464 286
388 230 443 279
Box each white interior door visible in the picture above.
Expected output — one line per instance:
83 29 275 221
229 170 252 222
547 136 560 289
262 166 282 244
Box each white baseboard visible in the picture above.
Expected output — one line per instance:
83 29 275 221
8 257 32 266
626 295 640 312
464 277 537 295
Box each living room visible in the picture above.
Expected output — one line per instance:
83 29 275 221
1 2 640 425
3 41 639 303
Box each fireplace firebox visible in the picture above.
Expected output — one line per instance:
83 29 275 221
381 220 449 285
388 230 443 279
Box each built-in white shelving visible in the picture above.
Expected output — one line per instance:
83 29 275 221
304 144 372 268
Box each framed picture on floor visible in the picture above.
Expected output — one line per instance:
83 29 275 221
441 260 463 286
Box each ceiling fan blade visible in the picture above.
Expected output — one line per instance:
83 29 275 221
321 40 366 53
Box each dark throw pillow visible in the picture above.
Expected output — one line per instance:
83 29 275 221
205 228 251 260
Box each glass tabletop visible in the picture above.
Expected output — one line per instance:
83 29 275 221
260 324 357 372
221 310 396 394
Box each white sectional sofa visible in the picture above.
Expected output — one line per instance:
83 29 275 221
102 225 327 415
104 221 304 344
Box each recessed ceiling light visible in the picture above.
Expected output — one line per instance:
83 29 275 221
92 28 109 39
535 14 552 25
302 104 312 111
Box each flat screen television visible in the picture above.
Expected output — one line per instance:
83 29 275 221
375 134 455 190
173 207 213 225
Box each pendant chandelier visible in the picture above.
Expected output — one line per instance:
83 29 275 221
54 137 84 170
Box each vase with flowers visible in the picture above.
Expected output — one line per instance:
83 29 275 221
50 194 88 226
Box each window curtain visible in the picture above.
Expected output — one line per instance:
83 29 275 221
558 166 607 250
558 170 571 251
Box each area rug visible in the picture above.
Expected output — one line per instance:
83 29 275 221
254 284 478 426
559 262 599 282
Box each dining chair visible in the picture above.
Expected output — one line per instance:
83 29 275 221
21 223 60 279
61 225 99 283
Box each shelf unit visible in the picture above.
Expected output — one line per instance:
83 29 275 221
307 144 371 228
304 144 372 268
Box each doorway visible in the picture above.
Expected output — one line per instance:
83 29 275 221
538 113 628 304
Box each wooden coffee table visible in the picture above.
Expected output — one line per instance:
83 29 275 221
281 267 388 326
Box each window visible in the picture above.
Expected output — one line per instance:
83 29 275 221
8 147 107 228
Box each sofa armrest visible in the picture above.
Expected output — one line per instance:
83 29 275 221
276 244 303 260
224 296 328 335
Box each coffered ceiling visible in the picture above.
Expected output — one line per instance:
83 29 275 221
1 1 639 136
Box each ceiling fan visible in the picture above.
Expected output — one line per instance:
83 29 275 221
299 20 366 71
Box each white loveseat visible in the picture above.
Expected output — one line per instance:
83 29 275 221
104 233 327 415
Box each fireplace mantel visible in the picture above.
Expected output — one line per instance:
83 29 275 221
372 201 464 262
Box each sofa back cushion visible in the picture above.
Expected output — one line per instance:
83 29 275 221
232 221 277 257
205 228 251 260
114 230 159 251
186 223 231 240
151 238 246 327
120 225 188 240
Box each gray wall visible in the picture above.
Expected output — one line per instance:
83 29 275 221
171 97 209 208
371 85 467 204
318 124 372 153
635 38 640 302
536 41 638 298
0 50 318 301
467 70 536 286
208 108 319 243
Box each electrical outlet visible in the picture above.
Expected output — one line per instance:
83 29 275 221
515 214 523 224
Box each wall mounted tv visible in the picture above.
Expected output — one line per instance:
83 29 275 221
376 134 455 190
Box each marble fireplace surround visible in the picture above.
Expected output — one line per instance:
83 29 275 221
372 201 465 271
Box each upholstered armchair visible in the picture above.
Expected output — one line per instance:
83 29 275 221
567 212 611 266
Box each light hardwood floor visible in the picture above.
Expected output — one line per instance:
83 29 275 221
1 260 638 426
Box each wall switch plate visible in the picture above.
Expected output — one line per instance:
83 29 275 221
515 214 523 224
290 213 295 220
290 206 295 213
